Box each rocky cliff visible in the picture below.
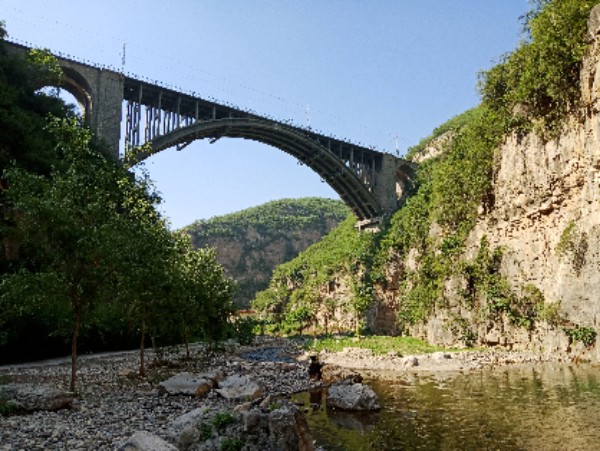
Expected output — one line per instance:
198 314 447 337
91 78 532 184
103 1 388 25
384 4 600 359
183 198 349 308
255 3 600 361
477 8 600 325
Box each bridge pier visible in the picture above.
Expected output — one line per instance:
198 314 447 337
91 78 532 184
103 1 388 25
373 154 401 214
368 154 416 225
58 60 123 159
87 69 123 158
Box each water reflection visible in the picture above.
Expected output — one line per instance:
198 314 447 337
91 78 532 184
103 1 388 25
293 364 600 450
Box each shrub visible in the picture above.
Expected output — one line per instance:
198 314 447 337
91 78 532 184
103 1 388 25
564 326 597 347
213 411 236 430
229 316 257 346
220 438 243 451
479 0 598 136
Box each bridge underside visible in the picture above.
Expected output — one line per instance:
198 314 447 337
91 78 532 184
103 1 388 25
134 118 384 221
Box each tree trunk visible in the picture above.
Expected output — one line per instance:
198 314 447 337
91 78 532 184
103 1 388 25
70 302 81 393
183 330 190 360
139 305 146 377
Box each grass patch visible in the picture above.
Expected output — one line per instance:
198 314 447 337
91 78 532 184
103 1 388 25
0 393 21 417
213 411 236 430
309 335 447 355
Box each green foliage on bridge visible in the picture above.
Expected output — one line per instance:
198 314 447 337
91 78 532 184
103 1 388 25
0 24 235 389
254 0 594 337
0 22 75 176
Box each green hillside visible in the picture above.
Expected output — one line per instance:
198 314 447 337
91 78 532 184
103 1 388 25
183 198 350 307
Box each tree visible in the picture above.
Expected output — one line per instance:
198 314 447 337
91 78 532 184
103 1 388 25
177 242 236 349
0 29 74 176
105 171 177 376
2 117 146 390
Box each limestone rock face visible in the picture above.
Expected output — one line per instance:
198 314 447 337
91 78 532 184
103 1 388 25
185 198 348 307
327 382 380 411
0 383 73 412
455 10 600 350
372 6 600 358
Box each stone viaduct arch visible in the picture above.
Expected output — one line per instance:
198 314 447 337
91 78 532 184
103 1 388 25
58 66 93 119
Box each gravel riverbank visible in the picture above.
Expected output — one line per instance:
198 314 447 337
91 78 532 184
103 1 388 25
0 338 319 450
0 337 581 450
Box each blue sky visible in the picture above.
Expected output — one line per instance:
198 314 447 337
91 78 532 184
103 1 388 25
1 1 530 228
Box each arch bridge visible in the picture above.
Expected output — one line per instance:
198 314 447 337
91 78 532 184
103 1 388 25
5 41 417 226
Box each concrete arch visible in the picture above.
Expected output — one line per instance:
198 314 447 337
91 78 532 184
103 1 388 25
58 66 93 121
136 117 383 220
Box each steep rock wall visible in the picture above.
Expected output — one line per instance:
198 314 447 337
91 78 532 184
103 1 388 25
409 8 600 358
203 225 338 307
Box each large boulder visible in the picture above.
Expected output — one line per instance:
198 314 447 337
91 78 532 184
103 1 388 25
0 383 73 412
168 402 314 451
327 382 380 411
167 408 207 450
118 431 177 451
268 403 315 451
158 371 223 396
215 374 263 400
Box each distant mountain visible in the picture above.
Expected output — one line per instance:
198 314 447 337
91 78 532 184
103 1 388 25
182 198 350 307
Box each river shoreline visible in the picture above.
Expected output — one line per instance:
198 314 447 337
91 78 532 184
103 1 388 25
0 337 593 449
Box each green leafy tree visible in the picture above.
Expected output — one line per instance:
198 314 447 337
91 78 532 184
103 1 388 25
107 173 177 376
2 117 146 390
182 245 236 346
479 0 597 135
144 232 236 358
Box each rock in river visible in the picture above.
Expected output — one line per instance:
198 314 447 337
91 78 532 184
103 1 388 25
158 371 223 396
327 382 380 411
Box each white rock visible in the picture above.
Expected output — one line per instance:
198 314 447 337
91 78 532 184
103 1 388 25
216 374 262 400
158 371 219 396
118 431 177 451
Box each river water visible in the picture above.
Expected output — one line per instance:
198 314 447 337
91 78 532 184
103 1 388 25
293 364 600 450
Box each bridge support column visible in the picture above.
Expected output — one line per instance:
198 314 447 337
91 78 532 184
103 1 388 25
88 69 124 159
373 154 401 215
